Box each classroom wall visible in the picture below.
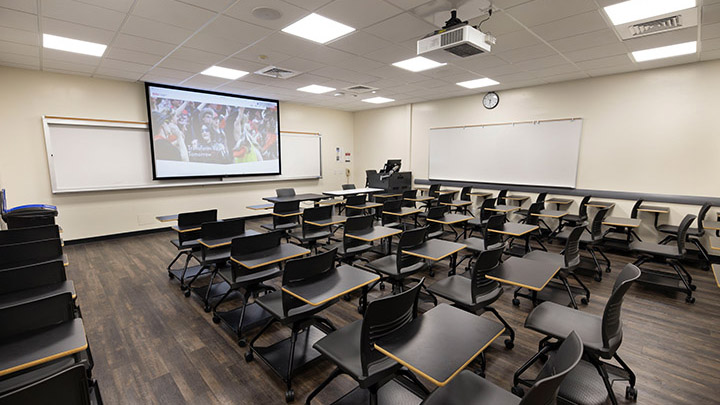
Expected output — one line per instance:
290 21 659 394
354 59 720 241
0 66 354 240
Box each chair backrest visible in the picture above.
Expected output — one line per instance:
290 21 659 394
519 331 583 405
345 195 366 206
231 230 283 256
483 214 505 246
590 207 611 239
630 199 644 219
396 227 428 274
479 198 497 221
601 264 641 353
535 192 547 204
578 195 592 218
497 189 508 205
303 205 332 222
178 209 217 244
360 280 423 376
0 225 60 246
696 202 712 233
343 215 374 250
428 184 441 197
281 249 337 316
471 243 505 302
342 184 356 190
383 199 402 213
0 238 63 270
201 217 245 241
563 227 585 269
273 201 300 227
0 364 92 405
525 202 545 226
675 214 696 255
0 259 67 296
402 189 417 207
0 292 75 341
276 188 296 197
459 186 472 201
427 206 446 219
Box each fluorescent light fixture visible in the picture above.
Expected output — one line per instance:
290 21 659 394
42 34 106 57
392 56 446 72
297 84 336 94
631 41 697 62
362 97 394 104
456 78 499 89
282 13 355 44
201 66 248 80
604 0 695 25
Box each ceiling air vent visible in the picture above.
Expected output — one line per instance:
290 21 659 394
630 15 682 37
613 7 698 40
342 85 378 94
254 66 300 79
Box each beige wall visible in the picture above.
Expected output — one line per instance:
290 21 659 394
0 66 354 240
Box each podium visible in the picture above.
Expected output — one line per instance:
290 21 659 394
365 170 412 194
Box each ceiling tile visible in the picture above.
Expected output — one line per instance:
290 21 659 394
280 0 333 12
219 57 266 73
364 12 437 43
327 31 393 55
0 52 39 67
451 54 508 71
513 54 568 70
496 43 556 63
0 26 38 46
542 71 588 83
365 44 416 63
41 0 126 31
702 36 720 51
200 15 274 43
275 56 326 73
171 46 225 65
385 0 433 11
157 56 209 73
575 54 632 70
141 74 183 85
417 64 469 79
700 48 720 61
121 15 194 44
312 65 380 83
411 77 449 88
636 53 698 70
491 29 541 53
215 81 262 94
42 17 115 43
0 7 38 31
585 64 636 77
93 67 143 80
144 66 193 79
702 21 720 40
113 34 177 56
178 0 235 12
132 0 217 30
332 55 384 72
0 0 37 13
183 33 250 56
43 57 98 73
74 0 135 13
318 0 402 28
224 0 310 30
471 10 524 36
42 47 103 64
0 40 39 56
531 63 582 78
472 62 525 77
531 11 608 42
492 0 533 9
703 3 720 25
549 29 619 53
99 58 151 73
564 42 628 63
180 74 232 89
504 0 596 27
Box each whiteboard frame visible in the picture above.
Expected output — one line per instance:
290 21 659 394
42 116 322 193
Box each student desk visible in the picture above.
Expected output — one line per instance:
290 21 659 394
533 209 568 235
247 203 274 210
373 303 504 387
405 195 435 210
156 214 178 222
346 225 402 255
171 224 202 233
602 217 641 243
488 223 540 255
197 230 261 248
282 264 379 313
271 210 303 218
426 213 473 241
585 201 615 209
263 194 327 204
231 243 310 269
383 207 422 227
709 235 720 251
711 264 720 288
323 188 384 197
0 318 87 377
304 215 347 227
439 200 472 214
637 205 669 227
345 201 383 216
468 191 492 198
489 256 565 307
702 220 720 231
504 195 530 205
403 238 466 277
545 198 573 210
486 205 521 214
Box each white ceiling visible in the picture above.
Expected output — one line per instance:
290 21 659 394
1 0 719 111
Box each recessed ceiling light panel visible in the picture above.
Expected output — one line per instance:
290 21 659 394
392 56 446 72
298 84 336 94
631 41 697 62
201 66 249 80
456 78 499 89
604 0 695 25
362 97 394 104
282 13 355 44
42 34 106 57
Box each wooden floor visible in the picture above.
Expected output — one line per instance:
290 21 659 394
63 219 720 405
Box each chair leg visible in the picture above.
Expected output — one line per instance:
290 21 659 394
560 276 579 309
167 250 187 271
630 230 642 242
587 248 603 281
485 306 515 348
284 326 300 400
613 353 636 389
691 238 711 269
591 359 619 405
305 367 343 405
396 369 431 395
670 261 695 302
571 272 591 303
674 261 694 287
597 248 612 273
658 235 675 245
513 343 555 387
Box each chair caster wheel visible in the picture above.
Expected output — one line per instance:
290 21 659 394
626 386 638 401
204 305 211 313
594 274 602 282
379 283 385 291
168 272 174 279
285 389 295 402
342 294 351 301
512 298 520 306
429 270 435 277
474 369 485 378
212 315 220 324
511 386 524 397
184 290 191 297
605 267 611 273
244 351 254 362
238 339 246 347
686 296 695 304
581 297 589 305
504 339 514 349
357 306 364 314
690 284 697 291
180 285 188 291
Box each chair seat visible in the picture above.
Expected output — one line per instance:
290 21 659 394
467 218 488 228
657 224 702 237
450 200 471 206
255 289 333 322
422 370 521 405
463 237 488 252
0 356 78 394
171 239 201 250
261 222 298 232
555 229 598 244
515 209 529 217
0 281 75 309
383 221 403 229
629 241 683 258
427 229 444 239
523 250 565 268
327 242 373 257
525 301 613 355
196 247 231 264
217 265 281 286
427 276 502 308
291 230 331 243
313 320 399 386
562 214 587 224
367 255 426 278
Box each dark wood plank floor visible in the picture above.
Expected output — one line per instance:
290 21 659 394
63 219 720 405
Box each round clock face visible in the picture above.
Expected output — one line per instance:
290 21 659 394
483 92 499 109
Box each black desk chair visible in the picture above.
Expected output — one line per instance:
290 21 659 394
401 189 418 208
518 226 588 309
467 198 497 238
0 364 103 405
496 189 508 205
425 206 447 240
428 243 515 349
0 238 64 270
247 249 339 402
459 214 505 270
516 192 547 219
438 193 471 214
168 209 217 291
422 331 583 405
604 199 644 242
380 199 404 229
367 227 434 301
341 184 356 190
428 183 441 198
306 281 428 404
555 207 612 281
261 201 301 235
658 202 712 270
212 231 283 346
0 259 78 316
630 214 697 303
290 206 333 253
276 188 296 197
345 195 372 217
513 202 548 251
559 195 591 230
519 264 641 405
0 224 61 245
327 214 374 264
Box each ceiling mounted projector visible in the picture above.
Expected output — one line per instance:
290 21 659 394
417 10 495 59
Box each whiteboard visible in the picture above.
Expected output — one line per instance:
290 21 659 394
428 119 582 188
42 117 322 193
